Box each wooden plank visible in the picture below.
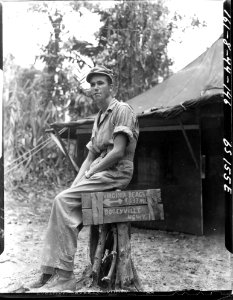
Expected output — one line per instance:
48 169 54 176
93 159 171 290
82 203 164 225
82 209 93 226
97 192 104 224
75 125 200 135
104 205 150 223
158 204 164 220
81 189 161 209
91 193 99 225
81 193 90 208
146 190 155 220
76 128 92 134
91 192 103 225
147 189 164 220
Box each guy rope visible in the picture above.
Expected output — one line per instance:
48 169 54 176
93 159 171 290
4 128 68 175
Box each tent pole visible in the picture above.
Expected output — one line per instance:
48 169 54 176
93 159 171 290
178 119 199 170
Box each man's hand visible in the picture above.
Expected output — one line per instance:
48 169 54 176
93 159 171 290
70 150 96 187
85 170 94 179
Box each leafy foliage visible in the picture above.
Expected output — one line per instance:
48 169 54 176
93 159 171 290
71 0 206 101
4 2 98 187
70 0 174 100
3 54 74 187
29 0 98 119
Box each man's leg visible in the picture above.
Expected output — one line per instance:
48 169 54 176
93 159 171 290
40 191 83 273
29 187 83 291
30 172 128 291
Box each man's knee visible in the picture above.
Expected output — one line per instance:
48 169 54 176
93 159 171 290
54 189 74 204
54 192 66 205
54 187 82 208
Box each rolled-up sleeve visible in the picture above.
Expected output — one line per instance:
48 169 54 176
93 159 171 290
113 104 135 143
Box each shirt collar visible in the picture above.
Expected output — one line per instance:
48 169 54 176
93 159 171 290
107 98 118 112
96 98 118 127
101 98 118 114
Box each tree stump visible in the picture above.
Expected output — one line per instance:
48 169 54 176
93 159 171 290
76 189 162 291
76 223 142 292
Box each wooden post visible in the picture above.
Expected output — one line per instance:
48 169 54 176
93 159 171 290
115 223 142 291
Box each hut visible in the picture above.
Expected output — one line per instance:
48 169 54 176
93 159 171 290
52 36 223 236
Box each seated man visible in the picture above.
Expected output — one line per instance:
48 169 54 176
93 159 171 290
29 66 139 292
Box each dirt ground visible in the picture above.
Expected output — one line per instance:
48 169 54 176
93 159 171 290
0 183 232 294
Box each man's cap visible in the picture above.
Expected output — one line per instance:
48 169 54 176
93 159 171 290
86 66 114 84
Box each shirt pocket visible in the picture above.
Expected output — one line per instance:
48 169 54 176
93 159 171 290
96 124 113 150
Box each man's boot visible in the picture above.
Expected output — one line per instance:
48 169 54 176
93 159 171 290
37 269 76 292
28 273 53 289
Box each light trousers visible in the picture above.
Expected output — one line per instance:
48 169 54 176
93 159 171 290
40 159 133 274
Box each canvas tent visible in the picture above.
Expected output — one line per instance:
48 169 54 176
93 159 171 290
51 36 224 235
127 35 223 118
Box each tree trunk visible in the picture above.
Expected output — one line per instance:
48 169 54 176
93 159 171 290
115 223 142 291
76 223 143 291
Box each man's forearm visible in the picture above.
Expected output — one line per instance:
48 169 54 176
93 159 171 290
86 134 127 178
89 149 123 175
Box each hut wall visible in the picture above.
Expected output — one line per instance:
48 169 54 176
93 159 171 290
129 129 203 235
199 102 224 235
